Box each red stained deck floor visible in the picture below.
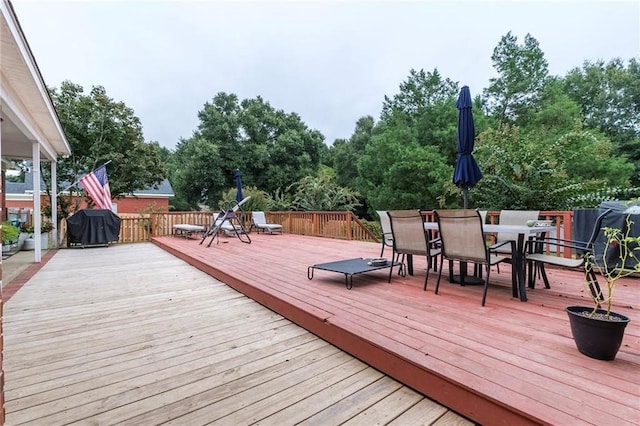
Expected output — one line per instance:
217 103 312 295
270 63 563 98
154 233 640 426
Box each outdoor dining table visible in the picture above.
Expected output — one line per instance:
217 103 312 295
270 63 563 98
424 222 551 301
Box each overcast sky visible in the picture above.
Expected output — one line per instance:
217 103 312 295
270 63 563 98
12 1 640 149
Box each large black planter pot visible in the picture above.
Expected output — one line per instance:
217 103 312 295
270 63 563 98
566 306 630 361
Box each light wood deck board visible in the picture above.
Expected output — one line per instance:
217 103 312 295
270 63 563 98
339 386 426 426
8 307 284 374
87 342 341 425
253 368 389 425
3 243 468 425
154 233 640 426
7 319 303 401
5 294 255 349
171 354 367 425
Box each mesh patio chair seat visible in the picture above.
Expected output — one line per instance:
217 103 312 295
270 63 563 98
492 210 540 253
376 210 394 257
478 209 488 224
524 209 611 300
387 210 441 291
435 209 515 306
491 210 540 273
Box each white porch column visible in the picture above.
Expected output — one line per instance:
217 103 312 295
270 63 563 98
32 142 41 263
50 161 57 248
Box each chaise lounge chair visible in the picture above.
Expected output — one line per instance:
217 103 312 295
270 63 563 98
172 223 206 239
251 211 282 234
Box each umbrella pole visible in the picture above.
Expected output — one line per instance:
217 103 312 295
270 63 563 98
463 189 468 209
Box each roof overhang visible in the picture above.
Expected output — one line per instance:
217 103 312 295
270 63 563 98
5 193 32 201
130 193 174 199
0 0 71 161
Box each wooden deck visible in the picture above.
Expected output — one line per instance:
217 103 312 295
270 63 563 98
3 243 470 425
152 232 640 426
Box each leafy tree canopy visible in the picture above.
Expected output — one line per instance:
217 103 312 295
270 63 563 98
472 124 634 210
290 169 360 211
380 68 459 163
171 136 225 209
177 92 325 208
357 125 451 213
164 32 639 214
331 116 376 189
484 32 549 126
46 81 165 216
563 58 640 184
219 186 271 212
44 32 639 216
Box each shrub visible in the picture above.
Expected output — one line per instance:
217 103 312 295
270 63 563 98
24 221 54 234
2 221 20 243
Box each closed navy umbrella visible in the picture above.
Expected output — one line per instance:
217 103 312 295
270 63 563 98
234 169 244 203
453 86 482 208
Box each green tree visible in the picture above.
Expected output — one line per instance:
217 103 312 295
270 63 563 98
529 77 582 135
331 116 376 189
155 145 191 211
268 188 295 211
290 171 360 211
380 68 459 163
354 69 461 214
171 137 225 209
473 124 635 210
357 125 451 212
484 32 549 127
46 81 165 216
219 186 271 212
563 58 640 184
192 93 325 197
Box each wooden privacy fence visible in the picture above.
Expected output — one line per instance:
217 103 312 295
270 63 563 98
118 216 152 243
266 211 378 241
115 210 574 257
115 211 378 243
117 212 215 243
140 210 378 242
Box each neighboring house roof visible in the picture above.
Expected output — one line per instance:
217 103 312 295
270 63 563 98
5 180 27 195
6 172 174 198
133 179 175 197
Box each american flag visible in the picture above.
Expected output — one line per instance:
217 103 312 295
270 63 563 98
79 164 113 210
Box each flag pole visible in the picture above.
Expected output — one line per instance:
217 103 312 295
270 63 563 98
56 160 112 196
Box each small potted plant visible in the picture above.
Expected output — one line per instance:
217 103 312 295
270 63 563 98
22 220 54 250
566 216 640 360
2 221 21 253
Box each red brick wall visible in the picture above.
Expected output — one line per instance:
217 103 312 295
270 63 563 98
112 197 169 214
5 200 33 209
5 195 170 215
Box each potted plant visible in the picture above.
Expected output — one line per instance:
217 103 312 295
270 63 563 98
22 221 54 250
25 221 54 234
566 216 640 360
2 221 21 253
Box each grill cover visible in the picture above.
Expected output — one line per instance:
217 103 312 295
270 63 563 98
67 209 121 247
574 202 640 269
